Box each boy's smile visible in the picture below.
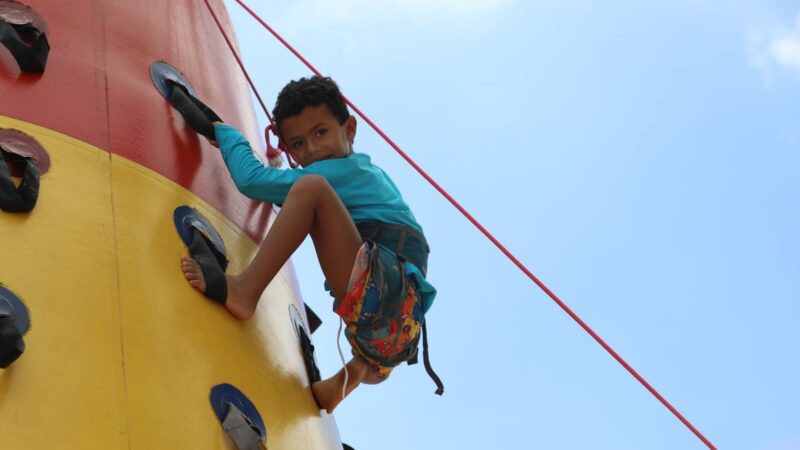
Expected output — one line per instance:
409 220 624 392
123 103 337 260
280 104 357 167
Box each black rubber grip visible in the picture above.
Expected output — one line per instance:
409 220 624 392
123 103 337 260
166 81 223 140
0 21 49 73
0 149 39 213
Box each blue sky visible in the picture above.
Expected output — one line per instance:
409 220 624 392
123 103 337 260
223 1 800 448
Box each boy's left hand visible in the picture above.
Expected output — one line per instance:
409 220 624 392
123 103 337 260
206 122 223 147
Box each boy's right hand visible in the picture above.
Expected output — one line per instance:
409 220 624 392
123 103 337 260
207 122 224 147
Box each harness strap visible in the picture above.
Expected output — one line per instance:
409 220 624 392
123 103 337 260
355 221 429 276
421 320 444 395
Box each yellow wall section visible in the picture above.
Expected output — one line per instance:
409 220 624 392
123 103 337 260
0 116 342 449
0 116 125 450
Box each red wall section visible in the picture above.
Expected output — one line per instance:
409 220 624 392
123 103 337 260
0 0 271 242
0 0 110 150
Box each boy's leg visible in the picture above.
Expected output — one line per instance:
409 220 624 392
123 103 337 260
182 174 362 319
312 356 386 414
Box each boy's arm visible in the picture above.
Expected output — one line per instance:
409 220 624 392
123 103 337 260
213 124 298 203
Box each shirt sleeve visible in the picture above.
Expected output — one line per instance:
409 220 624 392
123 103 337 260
215 124 300 204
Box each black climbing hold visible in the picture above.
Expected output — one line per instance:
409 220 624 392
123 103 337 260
173 205 228 271
151 61 223 139
298 325 321 384
0 1 50 73
209 383 267 441
150 61 198 99
0 285 29 368
0 145 39 212
290 304 321 385
174 206 229 303
166 81 222 139
0 128 50 176
304 303 322 334
187 228 228 304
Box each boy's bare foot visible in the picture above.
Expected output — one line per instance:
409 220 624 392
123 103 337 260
311 357 375 414
311 378 344 414
180 256 257 320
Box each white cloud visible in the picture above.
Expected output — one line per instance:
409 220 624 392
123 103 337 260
748 14 800 85
769 24 800 70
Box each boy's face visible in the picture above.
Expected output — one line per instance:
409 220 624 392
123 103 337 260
280 104 357 167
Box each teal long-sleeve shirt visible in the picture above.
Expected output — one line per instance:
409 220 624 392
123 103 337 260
216 124 423 232
214 124 436 312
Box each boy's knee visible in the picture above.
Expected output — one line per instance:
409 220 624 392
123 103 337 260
287 174 337 207
290 174 333 198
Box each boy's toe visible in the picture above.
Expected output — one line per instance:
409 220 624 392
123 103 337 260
185 271 201 281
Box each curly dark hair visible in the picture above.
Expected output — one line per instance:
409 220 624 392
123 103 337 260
272 76 350 137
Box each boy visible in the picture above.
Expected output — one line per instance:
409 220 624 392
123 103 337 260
181 76 437 413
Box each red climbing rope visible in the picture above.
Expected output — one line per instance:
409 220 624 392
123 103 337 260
205 1 717 448
202 0 271 123
203 0 285 163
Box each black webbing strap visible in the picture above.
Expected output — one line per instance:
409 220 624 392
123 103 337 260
0 148 39 212
0 20 49 73
0 313 24 369
0 287 29 368
209 384 267 448
221 404 264 450
166 81 223 140
188 229 228 304
298 325 321 384
421 320 444 395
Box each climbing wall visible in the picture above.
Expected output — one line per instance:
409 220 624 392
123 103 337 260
0 1 340 448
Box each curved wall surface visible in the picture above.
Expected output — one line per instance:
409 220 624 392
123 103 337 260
0 1 339 448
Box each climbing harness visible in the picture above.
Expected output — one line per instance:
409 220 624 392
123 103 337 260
354 221 443 395
203 1 716 448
